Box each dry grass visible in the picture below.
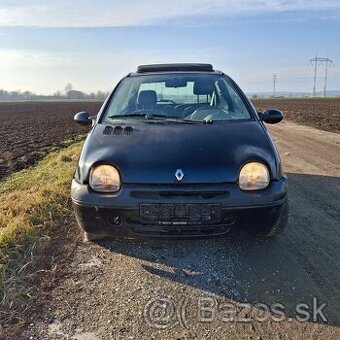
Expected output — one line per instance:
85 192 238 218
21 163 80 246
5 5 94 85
0 141 83 324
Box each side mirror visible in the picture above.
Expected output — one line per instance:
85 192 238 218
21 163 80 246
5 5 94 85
74 111 92 126
260 109 283 124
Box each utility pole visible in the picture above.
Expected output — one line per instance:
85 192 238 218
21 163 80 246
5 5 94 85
308 56 334 97
272 74 277 97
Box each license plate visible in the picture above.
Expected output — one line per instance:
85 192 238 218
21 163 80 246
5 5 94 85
140 204 222 225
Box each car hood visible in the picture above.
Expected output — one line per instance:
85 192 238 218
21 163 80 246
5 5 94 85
77 121 277 184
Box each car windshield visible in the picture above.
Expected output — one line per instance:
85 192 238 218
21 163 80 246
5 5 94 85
103 73 253 122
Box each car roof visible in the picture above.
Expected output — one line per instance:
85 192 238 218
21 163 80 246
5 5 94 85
129 63 224 76
137 63 213 73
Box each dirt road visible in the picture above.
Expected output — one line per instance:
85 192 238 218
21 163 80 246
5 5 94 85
22 120 340 339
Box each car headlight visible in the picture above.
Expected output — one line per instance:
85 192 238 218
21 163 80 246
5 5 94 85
239 162 270 191
89 165 121 192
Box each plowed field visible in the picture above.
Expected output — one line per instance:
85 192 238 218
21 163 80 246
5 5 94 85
252 97 340 133
0 101 102 180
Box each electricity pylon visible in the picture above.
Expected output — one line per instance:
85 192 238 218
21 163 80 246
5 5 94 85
308 56 334 97
272 74 277 97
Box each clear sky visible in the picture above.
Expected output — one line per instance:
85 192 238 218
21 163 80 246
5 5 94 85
0 0 339 94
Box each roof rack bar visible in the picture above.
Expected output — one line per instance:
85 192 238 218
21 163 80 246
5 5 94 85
137 63 214 73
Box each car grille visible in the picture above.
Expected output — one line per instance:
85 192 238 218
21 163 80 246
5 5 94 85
130 224 233 237
131 189 229 200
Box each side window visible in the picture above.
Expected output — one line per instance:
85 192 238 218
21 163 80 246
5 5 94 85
215 81 229 109
225 83 249 116
106 80 138 116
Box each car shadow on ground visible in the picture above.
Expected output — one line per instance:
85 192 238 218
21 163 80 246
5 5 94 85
98 173 340 327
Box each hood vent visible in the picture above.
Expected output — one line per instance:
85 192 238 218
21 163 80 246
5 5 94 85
103 125 133 136
114 126 123 135
124 126 133 135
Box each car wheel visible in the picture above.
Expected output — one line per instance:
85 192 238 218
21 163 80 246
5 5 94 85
248 199 289 238
83 231 104 242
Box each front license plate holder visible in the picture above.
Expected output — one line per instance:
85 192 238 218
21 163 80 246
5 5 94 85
140 203 222 225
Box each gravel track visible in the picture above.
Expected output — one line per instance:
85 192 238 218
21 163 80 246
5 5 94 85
16 120 340 340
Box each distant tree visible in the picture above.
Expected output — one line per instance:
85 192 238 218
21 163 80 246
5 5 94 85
53 90 62 98
10 91 20 100
0 89 6 100
64 83 73 100
96 90 108 101
23 90 34 100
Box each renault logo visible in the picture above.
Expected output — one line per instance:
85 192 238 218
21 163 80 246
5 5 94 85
175 169 184 181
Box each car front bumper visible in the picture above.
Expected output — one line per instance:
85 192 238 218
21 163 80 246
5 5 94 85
71 177 288 238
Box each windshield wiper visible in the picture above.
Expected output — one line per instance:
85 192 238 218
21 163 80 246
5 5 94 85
108 113 200 123
108 113 170 120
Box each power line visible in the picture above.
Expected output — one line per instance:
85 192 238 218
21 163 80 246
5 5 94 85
308 56 334 97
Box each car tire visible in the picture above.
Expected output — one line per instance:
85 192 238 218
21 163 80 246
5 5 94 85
248 199 289 238
83 231 104 242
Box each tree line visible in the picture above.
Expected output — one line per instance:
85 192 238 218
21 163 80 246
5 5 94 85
0 83 109 101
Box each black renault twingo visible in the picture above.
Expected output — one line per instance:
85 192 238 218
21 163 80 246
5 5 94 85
71 63 288 241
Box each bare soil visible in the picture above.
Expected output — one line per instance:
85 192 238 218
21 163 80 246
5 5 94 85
3 120 338 339
0 101 102 180
252 97 340 133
